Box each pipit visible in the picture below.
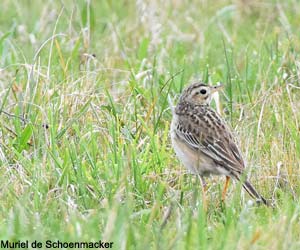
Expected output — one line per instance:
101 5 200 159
170 82 267 205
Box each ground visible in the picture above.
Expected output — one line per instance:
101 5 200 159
0 0 300 249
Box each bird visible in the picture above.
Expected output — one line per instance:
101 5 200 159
170 82 267 205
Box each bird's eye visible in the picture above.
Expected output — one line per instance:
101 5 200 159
200 89 207 95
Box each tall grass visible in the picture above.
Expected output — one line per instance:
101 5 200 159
0 0 300 249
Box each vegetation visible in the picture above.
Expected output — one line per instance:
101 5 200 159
0 0 299 249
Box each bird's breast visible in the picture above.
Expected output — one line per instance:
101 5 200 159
170 116 230 177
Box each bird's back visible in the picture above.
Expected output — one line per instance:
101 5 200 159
173 100 245 177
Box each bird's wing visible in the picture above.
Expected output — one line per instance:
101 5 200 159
175 108 244 174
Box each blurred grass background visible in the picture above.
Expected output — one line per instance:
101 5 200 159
0 0 300 249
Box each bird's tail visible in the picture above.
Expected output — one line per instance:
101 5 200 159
242 180 268 205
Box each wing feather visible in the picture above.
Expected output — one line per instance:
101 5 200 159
175 109 244 174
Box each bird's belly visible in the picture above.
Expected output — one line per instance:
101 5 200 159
171 131 227 176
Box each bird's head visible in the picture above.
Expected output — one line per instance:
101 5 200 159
180 82 223 105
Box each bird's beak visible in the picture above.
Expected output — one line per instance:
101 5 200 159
211 84 224 93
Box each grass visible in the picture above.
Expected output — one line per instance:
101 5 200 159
0 0 300 249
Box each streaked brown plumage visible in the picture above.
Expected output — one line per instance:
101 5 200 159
170 82 267 205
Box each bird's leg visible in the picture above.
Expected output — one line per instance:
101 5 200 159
199 176 208 210
222 176 230 201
